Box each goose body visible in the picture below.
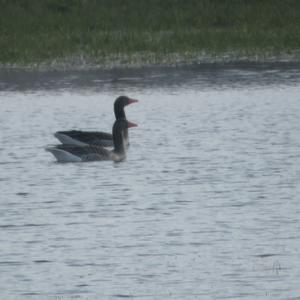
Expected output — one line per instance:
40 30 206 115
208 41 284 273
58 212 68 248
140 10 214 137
54 96 138 147
46 119 137 163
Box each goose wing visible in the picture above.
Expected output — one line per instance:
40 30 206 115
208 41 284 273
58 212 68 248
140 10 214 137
55 130 113 147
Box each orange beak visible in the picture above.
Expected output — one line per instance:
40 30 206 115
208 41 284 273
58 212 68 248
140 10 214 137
128 98 139 105
127 121 138 128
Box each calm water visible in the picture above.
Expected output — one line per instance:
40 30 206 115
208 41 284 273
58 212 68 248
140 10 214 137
1 63 300 299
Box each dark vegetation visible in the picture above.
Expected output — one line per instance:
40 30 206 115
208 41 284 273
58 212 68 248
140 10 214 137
1 0 300 66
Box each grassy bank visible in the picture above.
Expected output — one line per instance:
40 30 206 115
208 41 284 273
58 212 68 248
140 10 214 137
1 0 300 68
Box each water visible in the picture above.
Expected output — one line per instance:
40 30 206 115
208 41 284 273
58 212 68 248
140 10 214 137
1 63 300 299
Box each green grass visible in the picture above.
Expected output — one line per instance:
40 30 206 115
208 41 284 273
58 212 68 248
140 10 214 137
1 0 300 67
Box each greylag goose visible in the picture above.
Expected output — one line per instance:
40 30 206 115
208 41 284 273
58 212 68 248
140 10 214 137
46 119 137 163
54 96 138 147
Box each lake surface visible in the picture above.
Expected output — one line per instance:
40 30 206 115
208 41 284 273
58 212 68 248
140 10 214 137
1 63 300 299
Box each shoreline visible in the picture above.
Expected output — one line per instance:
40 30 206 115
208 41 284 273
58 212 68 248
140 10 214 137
1 50 300 72
1 57 300 92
